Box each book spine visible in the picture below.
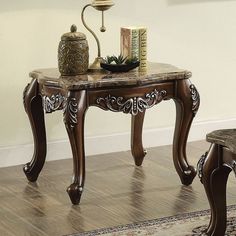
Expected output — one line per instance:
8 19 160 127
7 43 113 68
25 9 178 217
130 29 139 60
120 28 131 59
120 28 139 60
139 28 147 72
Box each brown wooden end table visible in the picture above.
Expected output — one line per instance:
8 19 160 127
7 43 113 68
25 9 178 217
23 62 200 205
198 129 236 235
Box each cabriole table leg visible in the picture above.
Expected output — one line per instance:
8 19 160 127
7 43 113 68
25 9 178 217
199 145 231 236
64 90 87 205
172 80 200 185
131 110 147 166
23 78 47 182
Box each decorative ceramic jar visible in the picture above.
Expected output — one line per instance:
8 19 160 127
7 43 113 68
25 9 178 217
58 25 89 76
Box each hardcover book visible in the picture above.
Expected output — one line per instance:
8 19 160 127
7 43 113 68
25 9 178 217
139 28 147 72
120 27 139 60
120 27 147 72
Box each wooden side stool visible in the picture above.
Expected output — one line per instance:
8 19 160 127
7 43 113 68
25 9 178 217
198 129 236 236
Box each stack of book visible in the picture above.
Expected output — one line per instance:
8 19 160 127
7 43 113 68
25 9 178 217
120 27 147 72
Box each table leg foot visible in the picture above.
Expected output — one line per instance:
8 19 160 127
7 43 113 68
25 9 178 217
173 80 200 185
23 163 39 182
67 183 83 205
181 165 197 186
23 79 47 182
131 111 147 166
64 91 87 205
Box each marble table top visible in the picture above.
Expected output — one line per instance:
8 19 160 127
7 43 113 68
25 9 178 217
30 62 191 90
207 129 236 154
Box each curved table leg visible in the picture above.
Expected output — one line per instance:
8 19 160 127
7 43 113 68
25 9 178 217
173 80 200 185
131 111 147 166
199 145 220 235
200 144 231 236
23 78 47 182
64 90 87 205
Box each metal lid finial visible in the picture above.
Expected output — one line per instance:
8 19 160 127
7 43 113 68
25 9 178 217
70 24 77 33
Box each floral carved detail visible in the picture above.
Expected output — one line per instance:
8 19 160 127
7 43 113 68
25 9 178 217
197 152 208 183
63 97 78 129
96 89 167 116
190 84 200 116
43 94 66 113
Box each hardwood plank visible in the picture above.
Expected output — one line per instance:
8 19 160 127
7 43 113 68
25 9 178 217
0 140 235 235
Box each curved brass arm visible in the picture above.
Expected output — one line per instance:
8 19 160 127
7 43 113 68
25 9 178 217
81 4 101 57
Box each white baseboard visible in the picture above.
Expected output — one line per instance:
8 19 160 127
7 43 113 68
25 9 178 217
0 118 236 168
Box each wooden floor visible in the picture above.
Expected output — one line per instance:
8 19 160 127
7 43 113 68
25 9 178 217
0 140 235 236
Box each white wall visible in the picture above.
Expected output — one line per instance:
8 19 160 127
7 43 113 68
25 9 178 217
0 0 236 166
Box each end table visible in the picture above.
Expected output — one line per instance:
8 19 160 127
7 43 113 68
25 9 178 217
23 62 200 204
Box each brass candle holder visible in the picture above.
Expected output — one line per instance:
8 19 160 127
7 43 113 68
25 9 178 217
81 0 114 72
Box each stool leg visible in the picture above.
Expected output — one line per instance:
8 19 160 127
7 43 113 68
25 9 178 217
201 144 231 236
23 78 47 182
131 111 147 166
64 90 87 205
173 80 200 185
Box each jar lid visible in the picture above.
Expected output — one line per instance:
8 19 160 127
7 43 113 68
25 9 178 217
61 25 86 41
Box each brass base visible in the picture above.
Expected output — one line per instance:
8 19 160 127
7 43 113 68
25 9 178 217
88 57 105 73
